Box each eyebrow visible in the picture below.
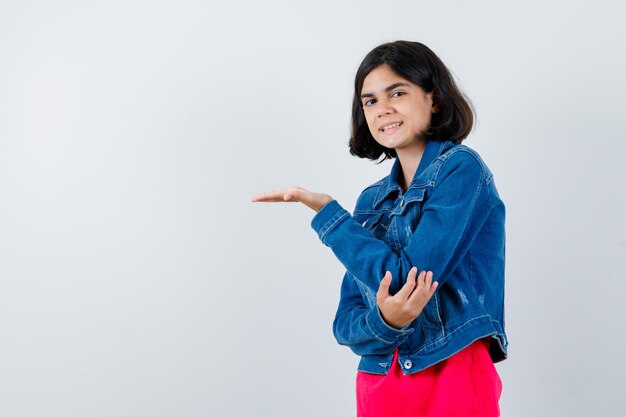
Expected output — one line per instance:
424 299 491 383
360 82 411 99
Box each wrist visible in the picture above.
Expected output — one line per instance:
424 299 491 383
378 308 405 330
314 195 333 212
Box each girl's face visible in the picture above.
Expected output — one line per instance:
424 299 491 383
360 64 437 152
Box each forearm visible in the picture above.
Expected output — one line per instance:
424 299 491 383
333 305 412 356
333 272 412 355
312 200 420 293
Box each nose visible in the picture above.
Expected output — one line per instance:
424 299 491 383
376 97 394 118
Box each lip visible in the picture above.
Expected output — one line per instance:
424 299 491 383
379 121 403 134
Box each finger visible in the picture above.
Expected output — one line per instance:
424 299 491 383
376 271 392 301
425 271 438 294
407 271 428 301
396 267 418 299
416 270 426 288
251 188 303 203
424 271 432 288
250 190 288 202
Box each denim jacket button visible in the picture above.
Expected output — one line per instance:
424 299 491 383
403 359 412 369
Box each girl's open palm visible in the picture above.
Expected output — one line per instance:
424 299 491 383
251 186 333 212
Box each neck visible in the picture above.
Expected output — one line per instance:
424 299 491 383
396 139 427 191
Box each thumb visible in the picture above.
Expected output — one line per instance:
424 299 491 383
376 271 392 301
284 186 304 202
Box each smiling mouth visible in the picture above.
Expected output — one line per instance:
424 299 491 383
380 122 403 132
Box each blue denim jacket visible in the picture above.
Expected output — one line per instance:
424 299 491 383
311 139 507 375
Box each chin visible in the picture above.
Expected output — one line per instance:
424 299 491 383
385 137 404 148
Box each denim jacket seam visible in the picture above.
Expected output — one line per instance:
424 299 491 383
468 249 473 284
486 178 497 208
354 209 387 215
319 211 349 242
406 180 435 191
433 292 445 338
472 173 484 212
437 146 493 182
436 149 486 215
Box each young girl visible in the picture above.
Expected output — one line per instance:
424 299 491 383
252 40 507 417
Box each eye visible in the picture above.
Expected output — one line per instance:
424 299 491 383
392 91 406 98
363 98 376 106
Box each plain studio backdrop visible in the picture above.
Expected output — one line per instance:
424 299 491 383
1 0 625 416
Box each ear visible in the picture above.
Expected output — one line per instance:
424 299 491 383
427 91 439 113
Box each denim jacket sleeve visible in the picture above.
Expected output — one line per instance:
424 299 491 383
311 151 495 293
332 271 414 355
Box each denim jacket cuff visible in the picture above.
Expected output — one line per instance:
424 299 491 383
311 200 349 242
366 306 414 343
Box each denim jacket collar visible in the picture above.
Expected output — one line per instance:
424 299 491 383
373 140 452 209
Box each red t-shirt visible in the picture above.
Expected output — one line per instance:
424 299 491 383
356 337 502 417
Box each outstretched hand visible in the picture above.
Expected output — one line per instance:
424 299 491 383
376 267 438 329
251 186 333 213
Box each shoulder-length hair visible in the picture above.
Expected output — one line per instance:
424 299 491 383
349 40 475 161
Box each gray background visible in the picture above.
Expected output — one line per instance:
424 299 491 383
1 0 625 416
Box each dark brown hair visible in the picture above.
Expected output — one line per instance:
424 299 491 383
349 40 475 161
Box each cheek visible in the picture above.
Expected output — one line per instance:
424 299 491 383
409 105 433 127
423 111 434 127
364 113 378 136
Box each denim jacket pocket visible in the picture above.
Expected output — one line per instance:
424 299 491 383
391 188 426 217
390 188 427 246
